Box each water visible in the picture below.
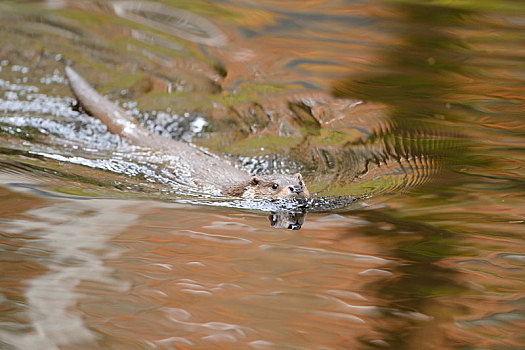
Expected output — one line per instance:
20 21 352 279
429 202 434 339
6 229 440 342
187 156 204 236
1 0 524 348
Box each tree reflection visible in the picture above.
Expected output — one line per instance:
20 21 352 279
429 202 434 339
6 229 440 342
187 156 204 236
332 2 473 349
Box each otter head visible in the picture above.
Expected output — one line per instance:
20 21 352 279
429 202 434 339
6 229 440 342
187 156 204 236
243 173 309 199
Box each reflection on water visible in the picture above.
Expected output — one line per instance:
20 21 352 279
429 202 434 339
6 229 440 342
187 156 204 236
0 178 134 349
268 210 305 230
330 3 525 347
0 0 452 203
0 177 394 349
1 0 525 348
113 1 228 47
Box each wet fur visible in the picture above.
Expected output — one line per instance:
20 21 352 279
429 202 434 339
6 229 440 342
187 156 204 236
65 66 309 199
225 174 309 198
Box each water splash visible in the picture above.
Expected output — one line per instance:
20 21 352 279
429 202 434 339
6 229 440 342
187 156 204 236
0 72 449 212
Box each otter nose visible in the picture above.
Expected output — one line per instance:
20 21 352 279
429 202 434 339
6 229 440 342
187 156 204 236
289 185 303 194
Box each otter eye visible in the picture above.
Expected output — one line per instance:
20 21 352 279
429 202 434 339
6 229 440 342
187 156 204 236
272 183 279 190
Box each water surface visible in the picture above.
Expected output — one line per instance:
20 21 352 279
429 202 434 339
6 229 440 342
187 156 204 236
1 0 524 348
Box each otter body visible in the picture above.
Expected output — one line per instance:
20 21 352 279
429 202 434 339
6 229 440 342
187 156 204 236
65 67 308 199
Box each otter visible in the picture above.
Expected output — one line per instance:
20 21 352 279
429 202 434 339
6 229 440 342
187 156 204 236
64 66 309 199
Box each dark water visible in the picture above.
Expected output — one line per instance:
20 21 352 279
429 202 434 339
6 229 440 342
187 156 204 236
1 0 524 349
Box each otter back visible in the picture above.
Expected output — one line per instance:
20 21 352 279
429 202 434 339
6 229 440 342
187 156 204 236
65 66 250 192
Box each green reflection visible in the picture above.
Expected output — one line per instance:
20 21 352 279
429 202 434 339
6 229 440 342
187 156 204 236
333 2 476 349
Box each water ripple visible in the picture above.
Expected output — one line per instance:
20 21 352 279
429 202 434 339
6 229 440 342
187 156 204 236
112 1 228 47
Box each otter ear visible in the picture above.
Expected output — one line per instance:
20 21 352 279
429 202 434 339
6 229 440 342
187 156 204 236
295 173 303 182
250 176 260 186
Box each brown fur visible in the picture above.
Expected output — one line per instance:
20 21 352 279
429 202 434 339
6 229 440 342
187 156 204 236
225 174 309 199
65 66 309 199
